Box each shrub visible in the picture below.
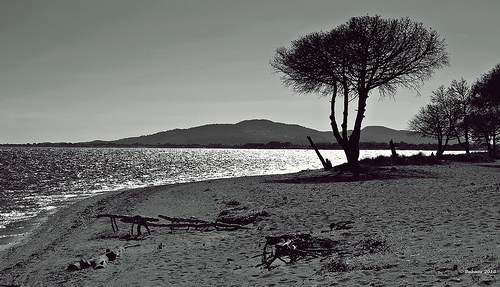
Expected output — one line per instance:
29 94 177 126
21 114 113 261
357 234 389 254
216 209 270 225
320 256 351 273
225 200 241 206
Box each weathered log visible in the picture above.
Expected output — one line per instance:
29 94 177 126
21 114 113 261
98 214 248 235
260 234 338 270
97 214 159 235
150 222 248 231
96 214 126 233
389 139 398 158
307 136 332 170
158 215 210 224
329 220 355 231
157 215 248 230
118 215 159 223
124 215 155 236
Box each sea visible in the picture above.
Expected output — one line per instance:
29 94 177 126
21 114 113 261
0 147 462 249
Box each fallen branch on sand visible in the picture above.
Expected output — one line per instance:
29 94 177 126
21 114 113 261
259 234 339 270
157 215 248 231
96 214 159 236
97 214 248 235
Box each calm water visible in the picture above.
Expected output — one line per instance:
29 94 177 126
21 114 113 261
0 147 459 247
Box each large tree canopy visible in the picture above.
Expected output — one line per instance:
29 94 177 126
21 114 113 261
271 15 449 176
470 64 500 157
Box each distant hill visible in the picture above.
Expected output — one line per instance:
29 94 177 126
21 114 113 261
113 120 333 146
112 119 437 146
358 126 440 144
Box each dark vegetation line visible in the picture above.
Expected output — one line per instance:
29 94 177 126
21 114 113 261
358 151 496 167
0 141 484 150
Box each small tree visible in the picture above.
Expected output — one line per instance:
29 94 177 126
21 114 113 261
448 78 473 154
470 107 500 157
270 15 449 176
408 86 458 156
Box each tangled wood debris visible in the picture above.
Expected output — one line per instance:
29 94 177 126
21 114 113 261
97 214 248 236
329 220 355 231
157 215 248 231
96 214 159 236
260 234 339 270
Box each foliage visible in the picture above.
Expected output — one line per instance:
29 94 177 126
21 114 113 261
408 85 462 156
357 234 389 254
470 63 500 158
321 256 352 272
271 15 449 176
359 152 494 167
408 62 500 159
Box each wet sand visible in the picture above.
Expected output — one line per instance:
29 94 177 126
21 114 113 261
1 161 499 286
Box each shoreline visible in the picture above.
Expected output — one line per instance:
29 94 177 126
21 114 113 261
0 195 105 252
1 161 499 286
0 206 68 253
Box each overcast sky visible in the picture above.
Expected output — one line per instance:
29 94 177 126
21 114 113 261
1 0 499 143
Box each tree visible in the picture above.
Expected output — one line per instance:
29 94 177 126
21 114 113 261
447 78 473 153
470 64 500 158
270 15 449 176
408 105 447 155
408 86 459 156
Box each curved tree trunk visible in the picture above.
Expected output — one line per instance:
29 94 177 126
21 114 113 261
345 143 361 177
346 89 369 178
329 87 367 178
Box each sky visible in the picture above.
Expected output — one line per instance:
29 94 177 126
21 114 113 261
1 0 499 143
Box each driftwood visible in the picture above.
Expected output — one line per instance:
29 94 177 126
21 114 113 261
307 136 332 170
389 139 398 158
260 234 338 270
157 215 248 231
158 215 211 224
97 214 159 236
329 220 355 231
97 214 247 235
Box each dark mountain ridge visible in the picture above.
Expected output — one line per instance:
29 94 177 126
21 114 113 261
112 119 437 146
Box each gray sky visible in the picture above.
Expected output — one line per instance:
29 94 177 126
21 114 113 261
1 0 499 143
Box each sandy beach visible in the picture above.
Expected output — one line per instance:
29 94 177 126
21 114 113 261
1 161 499 286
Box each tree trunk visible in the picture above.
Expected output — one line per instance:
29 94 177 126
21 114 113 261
345 144 361 177
463 114 471 154
345 89 369 178
493 132 498 158
328 84 368 178
389 139 398 158
487 141 494 158
436 140 444 157
436 131 446 157
483 133 493 158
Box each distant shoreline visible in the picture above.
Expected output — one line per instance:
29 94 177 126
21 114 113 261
0 141 478 151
